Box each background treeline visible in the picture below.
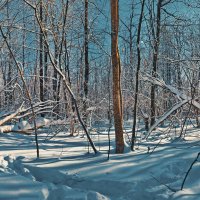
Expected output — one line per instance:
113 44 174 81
0 0 200 154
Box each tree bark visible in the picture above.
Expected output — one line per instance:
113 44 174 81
150 0 162 126
44 4 48 101
131 0 145 151
83 0 89 125
5 3 12 106
111 0 124 153
39 0 44 104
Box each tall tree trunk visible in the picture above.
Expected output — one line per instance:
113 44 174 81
5 3 12 106
64 38 76 135
195 66 200 127
44 5 48 101
53 45 59 117
131 0 145 151
110 0 124 153
83 0 89 125
150 0 161 126
39 0 44 104
129 2 134 67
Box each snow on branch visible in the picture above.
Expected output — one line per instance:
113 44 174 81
141 73 200 138
145 99 189 139
0 101 53 134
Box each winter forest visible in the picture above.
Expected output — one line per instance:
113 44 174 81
0 0 200 199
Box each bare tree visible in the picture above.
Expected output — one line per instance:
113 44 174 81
150 0 162 126
39 0 44 107
23 0 98 154
83 0 89 124
131 0 145 151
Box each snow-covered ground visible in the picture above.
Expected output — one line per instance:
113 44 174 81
0 124 199 200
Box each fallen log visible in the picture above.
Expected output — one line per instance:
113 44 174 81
0 101 53 127
0 118 51 135
0 103 24 126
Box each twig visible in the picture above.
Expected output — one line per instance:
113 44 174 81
150 174 177 192
181 152 200 190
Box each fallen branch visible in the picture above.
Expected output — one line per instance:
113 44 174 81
0 101 53 126
145 99 189 139
150 174 177 192
141 73 200 138
142 73 200 109
0 103 24 126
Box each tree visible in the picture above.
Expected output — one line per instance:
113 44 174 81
131 0 145 151
39 0 44 107
150 0 162 126
83 0 89 124
23 0 98 154
110 0 124 153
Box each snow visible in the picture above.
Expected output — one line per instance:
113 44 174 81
0 123 199 200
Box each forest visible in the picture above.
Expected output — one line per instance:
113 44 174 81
0 0 200 199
